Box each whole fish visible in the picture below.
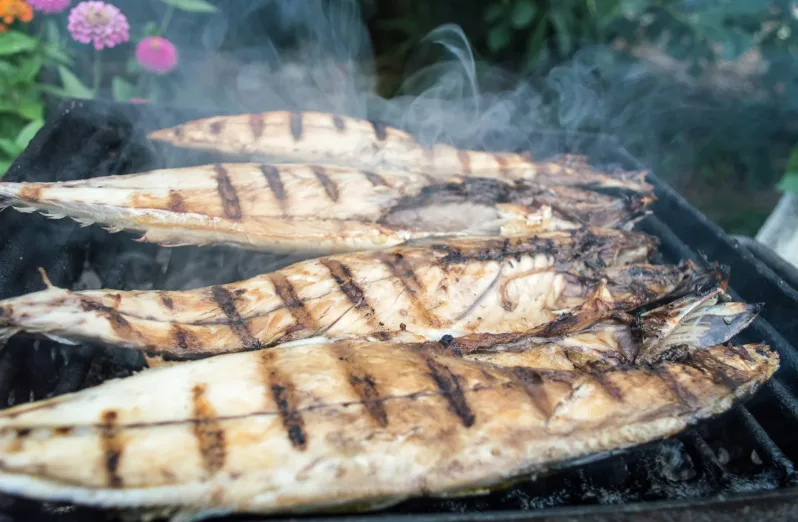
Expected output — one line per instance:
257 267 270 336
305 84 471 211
0 337 777 517
147 111 653 194
0 164 653 254
0 229 716 359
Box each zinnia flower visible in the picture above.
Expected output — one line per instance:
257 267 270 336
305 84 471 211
135 36 178 74
0 0 34 32
67 1 129 50
28 0 69 14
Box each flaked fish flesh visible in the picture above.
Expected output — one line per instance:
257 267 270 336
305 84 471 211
147 111 653 195
0 229 718 359
0 164 653 254
0 337 777 516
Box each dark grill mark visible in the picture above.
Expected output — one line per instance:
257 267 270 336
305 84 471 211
270 274 317 338
363 171 388 187
457 150 472 174
80 299 132 338
172 125 183 138
210 286 261 350
425 356 475 427
370 120 388 141
321 259 374 316
379 253 439 326
290 112 303 141
687 352 750 389
167 191 187 213
161 296 174 310
652 365 698 408
511 367 552 418
99 410 124 488
262 352 308 450
213 164 242 220
591 373 623 401
259 164 287 208
249 113 265 138
332 115 346 132
312 166 340 202
335 344 389 427
191 384 227 474
172 324 199 353
54 426 74 436
209 120 224 134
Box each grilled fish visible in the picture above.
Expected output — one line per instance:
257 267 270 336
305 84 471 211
0 164 653 254
453 285 760 371
0 229 716 359
147 111 653 195
0 338 777 516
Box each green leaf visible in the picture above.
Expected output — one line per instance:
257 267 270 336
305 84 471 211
549 10 572 56
0 160 12 178
44 19 60 45
159 0 218 13
484 3 507 23
14 119 43 150
17 55 43 83
112 76 137 102
777 172 798 193
58 65 94 99
0 31 38 56
487 24 512 53
15 93 44 120
511 0 536 29
43 44 73 66
525 17 549 64
142 21 160 37
0 138 21 158
0 60 17 77
620 0 649 18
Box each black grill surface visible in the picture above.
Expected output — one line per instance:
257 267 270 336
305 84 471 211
0 99 797 522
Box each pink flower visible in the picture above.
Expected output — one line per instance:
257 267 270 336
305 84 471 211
129 98 148 104
135 36 178 74
28 0 71 14
67 1 129 50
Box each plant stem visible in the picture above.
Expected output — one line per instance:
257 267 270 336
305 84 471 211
159 5 175 35
92 50 102 95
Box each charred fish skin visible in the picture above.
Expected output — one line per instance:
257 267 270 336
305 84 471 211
0 340 778 514
0 229 685 358
0 166 654 254
146 111 653 194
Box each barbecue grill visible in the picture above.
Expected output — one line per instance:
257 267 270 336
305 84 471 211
0 98 796 522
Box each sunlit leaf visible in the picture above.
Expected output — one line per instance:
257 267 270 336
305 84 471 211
0 60 17 77
511 0 536 29
14 119 43 149
112 76 137 102
58 65 94 99
160 0 218 13
0 31 38 56
487 24 512 53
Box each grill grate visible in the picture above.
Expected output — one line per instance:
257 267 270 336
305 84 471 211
0 99 796 521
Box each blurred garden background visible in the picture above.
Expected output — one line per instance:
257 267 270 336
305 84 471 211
1 0 798 236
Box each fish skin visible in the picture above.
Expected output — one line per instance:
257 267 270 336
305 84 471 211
0 339 778 514
146 111 654 194
0 229 686 358
0 165 653 254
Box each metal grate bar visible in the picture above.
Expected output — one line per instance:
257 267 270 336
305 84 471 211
768 380 798 420
736 406 797 484
680 430 728 486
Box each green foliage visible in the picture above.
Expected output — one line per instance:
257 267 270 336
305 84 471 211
0 30 51 176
